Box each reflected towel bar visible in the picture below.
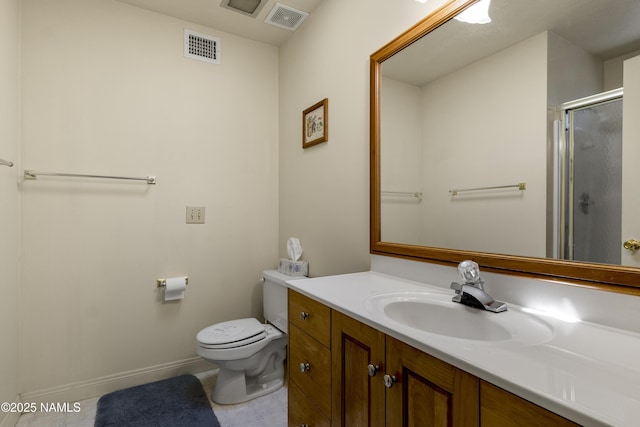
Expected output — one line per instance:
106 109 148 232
381 190 422 200
24 170 156 184
0 158 13 167
449 182 526 196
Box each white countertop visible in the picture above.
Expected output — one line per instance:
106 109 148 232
285 271 640 427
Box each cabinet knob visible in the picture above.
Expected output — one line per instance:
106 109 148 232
300 362 310 373
300 311 309 320
383 374 396 388
367 364 379 377
300 424 310 427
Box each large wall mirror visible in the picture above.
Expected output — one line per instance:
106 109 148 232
370 0 640 293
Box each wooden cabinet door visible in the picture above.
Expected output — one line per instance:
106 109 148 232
385 336 479 427
289 324 332 416
480 381 580 427
331 311 386 427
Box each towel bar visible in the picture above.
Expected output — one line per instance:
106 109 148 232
24 170 156 184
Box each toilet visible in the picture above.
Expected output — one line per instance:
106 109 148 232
196 270 289 404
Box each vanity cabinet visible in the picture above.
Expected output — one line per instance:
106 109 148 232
331 310 478 426
288 290 581 427
288 290 332 426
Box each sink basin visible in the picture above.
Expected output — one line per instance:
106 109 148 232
364 291 553 345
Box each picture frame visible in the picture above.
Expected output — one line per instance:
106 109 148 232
302 98 328 149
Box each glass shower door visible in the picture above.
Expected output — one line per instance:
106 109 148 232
563 94 623 264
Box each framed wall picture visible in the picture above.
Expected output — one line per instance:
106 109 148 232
302 98 328 148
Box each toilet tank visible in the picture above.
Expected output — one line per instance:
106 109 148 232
262 270 292 334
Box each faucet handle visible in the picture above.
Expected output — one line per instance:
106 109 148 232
458 260 481 284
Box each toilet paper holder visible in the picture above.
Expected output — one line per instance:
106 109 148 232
157 277 189 288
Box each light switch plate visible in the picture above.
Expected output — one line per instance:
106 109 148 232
186 206 205 224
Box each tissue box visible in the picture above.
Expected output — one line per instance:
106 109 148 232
278 258 309 277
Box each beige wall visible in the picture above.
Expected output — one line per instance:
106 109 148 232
380 77 423 245
604 49 640 91
9 0 453 406
421 33 547 257
20 0 279 398
278 0 449 277
547 31 603 105
0 0 21 424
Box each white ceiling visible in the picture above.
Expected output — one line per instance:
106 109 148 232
116 0 323 46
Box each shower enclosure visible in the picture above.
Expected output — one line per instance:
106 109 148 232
559 89 623 264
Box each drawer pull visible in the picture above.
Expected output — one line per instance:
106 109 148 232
383 374 396 388
300 424 310 427
300 362 310 373
300 311 309 320
367 363 379 377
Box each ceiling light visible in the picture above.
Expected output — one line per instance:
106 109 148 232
454 0 491 24
415 0 428 4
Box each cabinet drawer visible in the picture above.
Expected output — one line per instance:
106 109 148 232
289 381 331 427
289 289 331 347
289 324 332 416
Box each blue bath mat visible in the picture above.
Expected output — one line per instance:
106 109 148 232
94 374 220 427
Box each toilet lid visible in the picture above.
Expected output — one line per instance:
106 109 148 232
197 318 266 347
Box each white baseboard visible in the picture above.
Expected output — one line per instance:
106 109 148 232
20 357 212 405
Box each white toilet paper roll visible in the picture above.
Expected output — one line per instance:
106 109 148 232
164 276 187 301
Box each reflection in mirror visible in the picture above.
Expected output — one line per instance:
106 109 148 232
371 0 640 291
378 0 640 266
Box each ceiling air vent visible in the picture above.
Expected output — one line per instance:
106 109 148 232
184 30 220 64
265 3 309 31
220 0 267 18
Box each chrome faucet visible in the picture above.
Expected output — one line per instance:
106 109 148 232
450 260 507 313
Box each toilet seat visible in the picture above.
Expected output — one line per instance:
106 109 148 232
197 318 285 361
197 318 266 349
197 319 286 361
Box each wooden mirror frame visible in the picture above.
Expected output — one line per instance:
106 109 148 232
370 0 640 295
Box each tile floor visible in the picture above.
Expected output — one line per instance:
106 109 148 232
15 370 287 427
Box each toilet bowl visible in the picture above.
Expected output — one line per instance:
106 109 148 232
196 270 290 404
